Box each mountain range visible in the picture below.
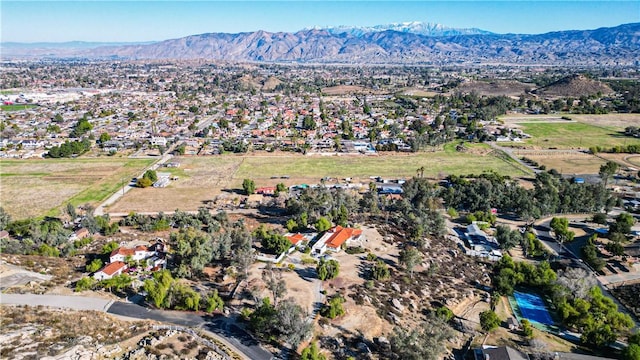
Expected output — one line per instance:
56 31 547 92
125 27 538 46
3 22 639 65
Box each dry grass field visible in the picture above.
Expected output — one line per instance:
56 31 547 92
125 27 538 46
0 157 154 219
523 153 607 174
107 145 530 213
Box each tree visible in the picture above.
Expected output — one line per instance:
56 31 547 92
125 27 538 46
0 207 11 231
320 294 345 319
275 182 287 195
86 258 103 273
610 212 635 235
142 170 158 183
435 306 454 322
550 217 574 243
275 298 312 347
315 217 332 233
98 132 111 144
301 342 326 360
262 263 287 305
203 290 224 313
599 161 619 187
317 258 339 281
75 277 96 292
495 225 520 250
521 319 534 338
136 177 153 188
65 203 77 220
623 344 640 360
233 247 255 280
399 246 422 278
480 310 501 331
372 260 391 281
591 213 608 225
242 178 256 195
389 315 453 360
101 241 119 254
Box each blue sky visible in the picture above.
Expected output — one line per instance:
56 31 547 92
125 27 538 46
2 1 639 42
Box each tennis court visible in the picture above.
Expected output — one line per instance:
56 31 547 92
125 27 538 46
513 291 555 326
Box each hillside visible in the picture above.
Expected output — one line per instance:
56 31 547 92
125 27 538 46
2 23 639 65
534 74 614 97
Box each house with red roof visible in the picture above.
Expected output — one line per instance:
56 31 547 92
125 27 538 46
110 245 156 264
93 261 127 281
311 226 364 256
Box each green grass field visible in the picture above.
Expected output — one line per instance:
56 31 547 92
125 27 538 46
500 114 640 150
1 104 36 111
0 157 154 219
515 122 640 149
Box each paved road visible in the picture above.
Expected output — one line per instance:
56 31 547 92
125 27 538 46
108 303 272 360
0 294 273 360
0 293 113 312
487 142 540 175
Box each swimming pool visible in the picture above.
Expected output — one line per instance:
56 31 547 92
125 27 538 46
513 291 555 326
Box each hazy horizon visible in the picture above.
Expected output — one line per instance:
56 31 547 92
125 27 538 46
2 1 639 43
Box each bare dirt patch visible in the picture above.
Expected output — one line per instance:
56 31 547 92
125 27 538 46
569 113 640 130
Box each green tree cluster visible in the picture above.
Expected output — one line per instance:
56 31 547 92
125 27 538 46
317 258 339 281
320 294 345 319
479 310 500 331
47 139 91 158
550 217 575 243
493 255 557 295
254 224 291 255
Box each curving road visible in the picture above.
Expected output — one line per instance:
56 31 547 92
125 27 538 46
0 294 273 360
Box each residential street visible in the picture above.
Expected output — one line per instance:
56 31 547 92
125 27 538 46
0 294 273 360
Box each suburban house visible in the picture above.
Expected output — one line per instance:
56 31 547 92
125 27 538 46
93 261 127 281
109 245 157 264
286 233 306 247
461 223 502 261
474 346 529 360
69 228 90 241
312 226 364 256
150 136 167 146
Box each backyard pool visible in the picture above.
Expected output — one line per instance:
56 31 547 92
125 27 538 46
513 291 555 326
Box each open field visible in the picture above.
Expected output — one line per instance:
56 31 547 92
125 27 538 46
107 145 530 213
0 104 37 111
500 113 640 150
0 157 154 219
522 153 607 174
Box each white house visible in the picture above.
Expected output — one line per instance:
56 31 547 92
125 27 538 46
93 261 127 280
109 245 156 263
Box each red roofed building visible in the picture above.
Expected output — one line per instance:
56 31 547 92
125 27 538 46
286 233 306 246
93 261 127 281
312 226 364 255
110 245 156 263
256 187 276 195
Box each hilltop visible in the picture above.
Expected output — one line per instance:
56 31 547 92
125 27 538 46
534 74 614 97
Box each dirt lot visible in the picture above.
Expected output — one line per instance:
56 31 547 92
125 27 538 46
569 113 640 130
